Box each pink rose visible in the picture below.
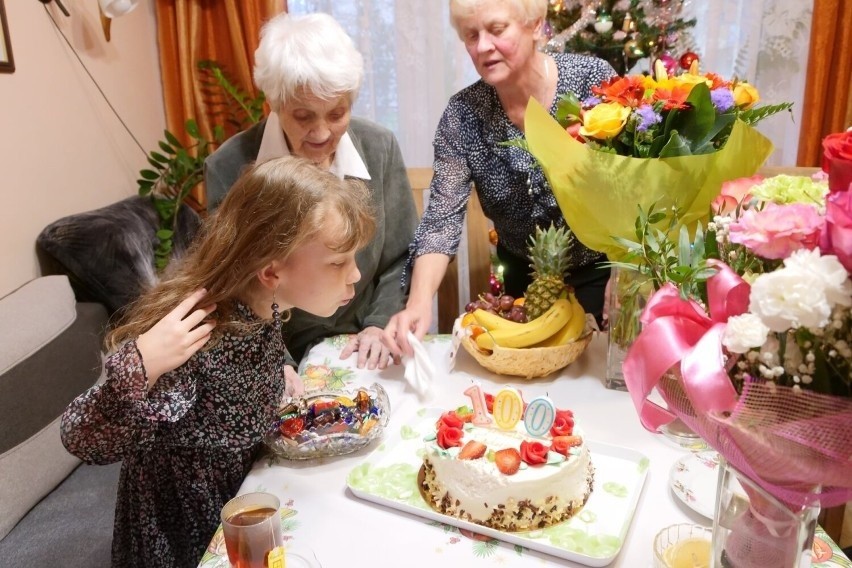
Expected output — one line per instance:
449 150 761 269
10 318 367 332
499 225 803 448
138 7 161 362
729 202 824 259
820 190 852 271
822 130 852 193
712 175 764 215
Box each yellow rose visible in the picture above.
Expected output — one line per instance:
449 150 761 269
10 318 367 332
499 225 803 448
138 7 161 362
579 102 631 140
671 73 712 92
733 82 760 109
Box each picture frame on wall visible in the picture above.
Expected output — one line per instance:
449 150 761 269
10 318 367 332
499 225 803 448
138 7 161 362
0 0 14 73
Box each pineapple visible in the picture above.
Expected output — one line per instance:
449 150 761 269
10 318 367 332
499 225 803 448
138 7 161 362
523 224 573 319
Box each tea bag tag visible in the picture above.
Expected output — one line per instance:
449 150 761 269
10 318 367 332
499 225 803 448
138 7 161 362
268 546 286 568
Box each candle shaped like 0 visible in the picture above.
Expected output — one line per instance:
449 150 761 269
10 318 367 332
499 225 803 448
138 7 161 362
524 396 556 437
492 388 524 430
463 383 493 426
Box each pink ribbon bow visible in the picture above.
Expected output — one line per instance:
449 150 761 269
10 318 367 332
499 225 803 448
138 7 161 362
622 261 747 432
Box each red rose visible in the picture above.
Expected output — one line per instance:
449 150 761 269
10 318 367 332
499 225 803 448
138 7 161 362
551 435 583 456
821 190 852 271
550 410 575 437
519 440 549 465
436 411 464 430
436 425 464 449
822 131 852 193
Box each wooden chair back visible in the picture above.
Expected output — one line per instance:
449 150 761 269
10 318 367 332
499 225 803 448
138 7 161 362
407 168 492 333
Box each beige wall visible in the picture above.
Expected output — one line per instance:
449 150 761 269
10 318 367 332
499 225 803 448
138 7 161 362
0 0 165 297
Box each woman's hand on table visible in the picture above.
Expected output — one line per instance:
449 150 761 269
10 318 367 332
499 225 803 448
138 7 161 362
339 326 396 370
381 301 432 359
283 365 305 398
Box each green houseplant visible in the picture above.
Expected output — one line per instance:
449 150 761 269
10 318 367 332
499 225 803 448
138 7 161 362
137 61 265 271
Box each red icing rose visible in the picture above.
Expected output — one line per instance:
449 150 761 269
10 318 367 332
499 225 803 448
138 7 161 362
519 440 549 465
822 130 852 193
550 410 575 437
551 435 583 456
484 393 494 414
436 425 464 449
436 411 464 430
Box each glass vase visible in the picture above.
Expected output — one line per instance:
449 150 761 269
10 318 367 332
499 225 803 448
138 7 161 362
712 460 819 568
605 266 653 390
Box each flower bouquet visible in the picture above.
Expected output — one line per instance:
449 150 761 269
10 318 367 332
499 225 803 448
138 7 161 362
522 64 792 387
621 172 852 567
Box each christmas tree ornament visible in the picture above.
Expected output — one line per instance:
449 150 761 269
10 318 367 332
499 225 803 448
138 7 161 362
657 53 678 75
624 38 645 57
679 51 699 70
488 228 499 246
621 12 635 32
595 13 612 34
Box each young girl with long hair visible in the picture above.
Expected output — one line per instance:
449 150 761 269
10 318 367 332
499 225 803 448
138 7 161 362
61 156 375 568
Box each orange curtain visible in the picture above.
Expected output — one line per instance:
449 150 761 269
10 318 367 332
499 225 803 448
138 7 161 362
796 0 852 166
154 0 285 209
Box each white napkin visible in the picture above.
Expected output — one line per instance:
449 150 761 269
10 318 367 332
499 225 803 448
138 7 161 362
403 332 435 401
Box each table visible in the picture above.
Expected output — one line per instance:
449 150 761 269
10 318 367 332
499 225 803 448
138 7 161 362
198 333 851 568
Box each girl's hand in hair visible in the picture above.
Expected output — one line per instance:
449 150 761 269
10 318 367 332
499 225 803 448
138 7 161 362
136 289 217 389
340 326 396 370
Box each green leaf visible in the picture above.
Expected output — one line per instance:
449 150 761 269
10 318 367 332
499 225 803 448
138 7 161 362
694 113 736 153
185 119 200 139
149 151 169 164
139 169 160 181
555 92 582 127
738 102 794 126
156 229 174 240
678 225 691 266
158 141 175 155
164 130 184 149
658 131 692 157
676 83 715 148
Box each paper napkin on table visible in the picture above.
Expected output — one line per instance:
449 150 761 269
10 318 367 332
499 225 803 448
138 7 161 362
403 331 435 401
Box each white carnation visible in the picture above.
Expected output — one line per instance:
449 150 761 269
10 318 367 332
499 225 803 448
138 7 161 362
722 313 770 353
749 267 831 332
782 249 852 308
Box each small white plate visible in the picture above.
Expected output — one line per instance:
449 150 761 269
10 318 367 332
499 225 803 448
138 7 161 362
282 545 322 568
668 451 721 519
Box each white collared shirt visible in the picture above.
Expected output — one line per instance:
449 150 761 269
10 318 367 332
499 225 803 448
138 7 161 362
256 111 371 181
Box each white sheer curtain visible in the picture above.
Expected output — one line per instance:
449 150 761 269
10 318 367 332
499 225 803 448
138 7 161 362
290 0 811 167
684 0 812 166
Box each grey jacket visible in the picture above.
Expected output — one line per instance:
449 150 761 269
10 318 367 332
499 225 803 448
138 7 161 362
204 117 418 361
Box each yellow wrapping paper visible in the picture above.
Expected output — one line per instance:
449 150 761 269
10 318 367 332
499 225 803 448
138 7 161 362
524 99 775 260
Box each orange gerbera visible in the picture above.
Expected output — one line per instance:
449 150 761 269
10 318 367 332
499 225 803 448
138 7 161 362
704 72 731 90
652 85 691 111
592 75 647 108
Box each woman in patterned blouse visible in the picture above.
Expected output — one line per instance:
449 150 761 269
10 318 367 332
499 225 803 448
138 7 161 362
383 0 615 356
60 157 374 568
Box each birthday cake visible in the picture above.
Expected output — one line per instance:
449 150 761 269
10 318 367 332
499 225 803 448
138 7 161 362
420 388 594 532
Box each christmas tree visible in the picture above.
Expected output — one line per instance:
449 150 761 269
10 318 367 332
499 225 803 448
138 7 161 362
545 0 697 76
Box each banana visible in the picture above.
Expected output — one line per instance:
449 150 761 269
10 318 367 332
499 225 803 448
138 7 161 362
475 299 572 350
536 294 586 347
471 308 525 331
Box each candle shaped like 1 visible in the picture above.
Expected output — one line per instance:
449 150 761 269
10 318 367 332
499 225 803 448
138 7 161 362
463 383 493 426
524 396 556 437
492 388 524 430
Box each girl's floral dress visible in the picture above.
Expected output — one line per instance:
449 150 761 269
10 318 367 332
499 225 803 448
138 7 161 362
61 303 288 568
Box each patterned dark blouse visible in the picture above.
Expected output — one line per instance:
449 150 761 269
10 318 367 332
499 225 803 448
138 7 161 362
411 53 616 268
60 303 288 568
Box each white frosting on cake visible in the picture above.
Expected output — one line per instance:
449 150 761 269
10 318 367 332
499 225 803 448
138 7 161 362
422 421 594 531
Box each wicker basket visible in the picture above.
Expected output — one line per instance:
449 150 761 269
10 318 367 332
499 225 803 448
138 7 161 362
460 328 593 379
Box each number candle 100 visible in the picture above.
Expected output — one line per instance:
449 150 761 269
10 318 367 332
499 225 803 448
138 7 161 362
464 384 556 437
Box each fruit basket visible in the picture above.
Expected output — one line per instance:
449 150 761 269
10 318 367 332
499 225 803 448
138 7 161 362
264 383 390 460
458 323 593 379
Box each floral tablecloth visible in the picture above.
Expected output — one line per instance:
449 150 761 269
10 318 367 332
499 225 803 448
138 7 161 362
199 334 851 568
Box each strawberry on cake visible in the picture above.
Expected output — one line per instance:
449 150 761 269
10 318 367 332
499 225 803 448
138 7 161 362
419 392 594 532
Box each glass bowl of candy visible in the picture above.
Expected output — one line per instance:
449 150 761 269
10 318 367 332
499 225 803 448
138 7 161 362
264 383 390 460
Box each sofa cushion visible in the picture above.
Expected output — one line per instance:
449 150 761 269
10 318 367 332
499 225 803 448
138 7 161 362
0 462 119 568
0 276 108 540
36 196 201 315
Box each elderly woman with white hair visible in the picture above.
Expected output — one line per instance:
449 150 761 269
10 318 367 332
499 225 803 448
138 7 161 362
384 0 615 357
206 12 418 370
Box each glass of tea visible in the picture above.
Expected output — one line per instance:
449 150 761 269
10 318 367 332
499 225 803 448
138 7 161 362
221 492 284 568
